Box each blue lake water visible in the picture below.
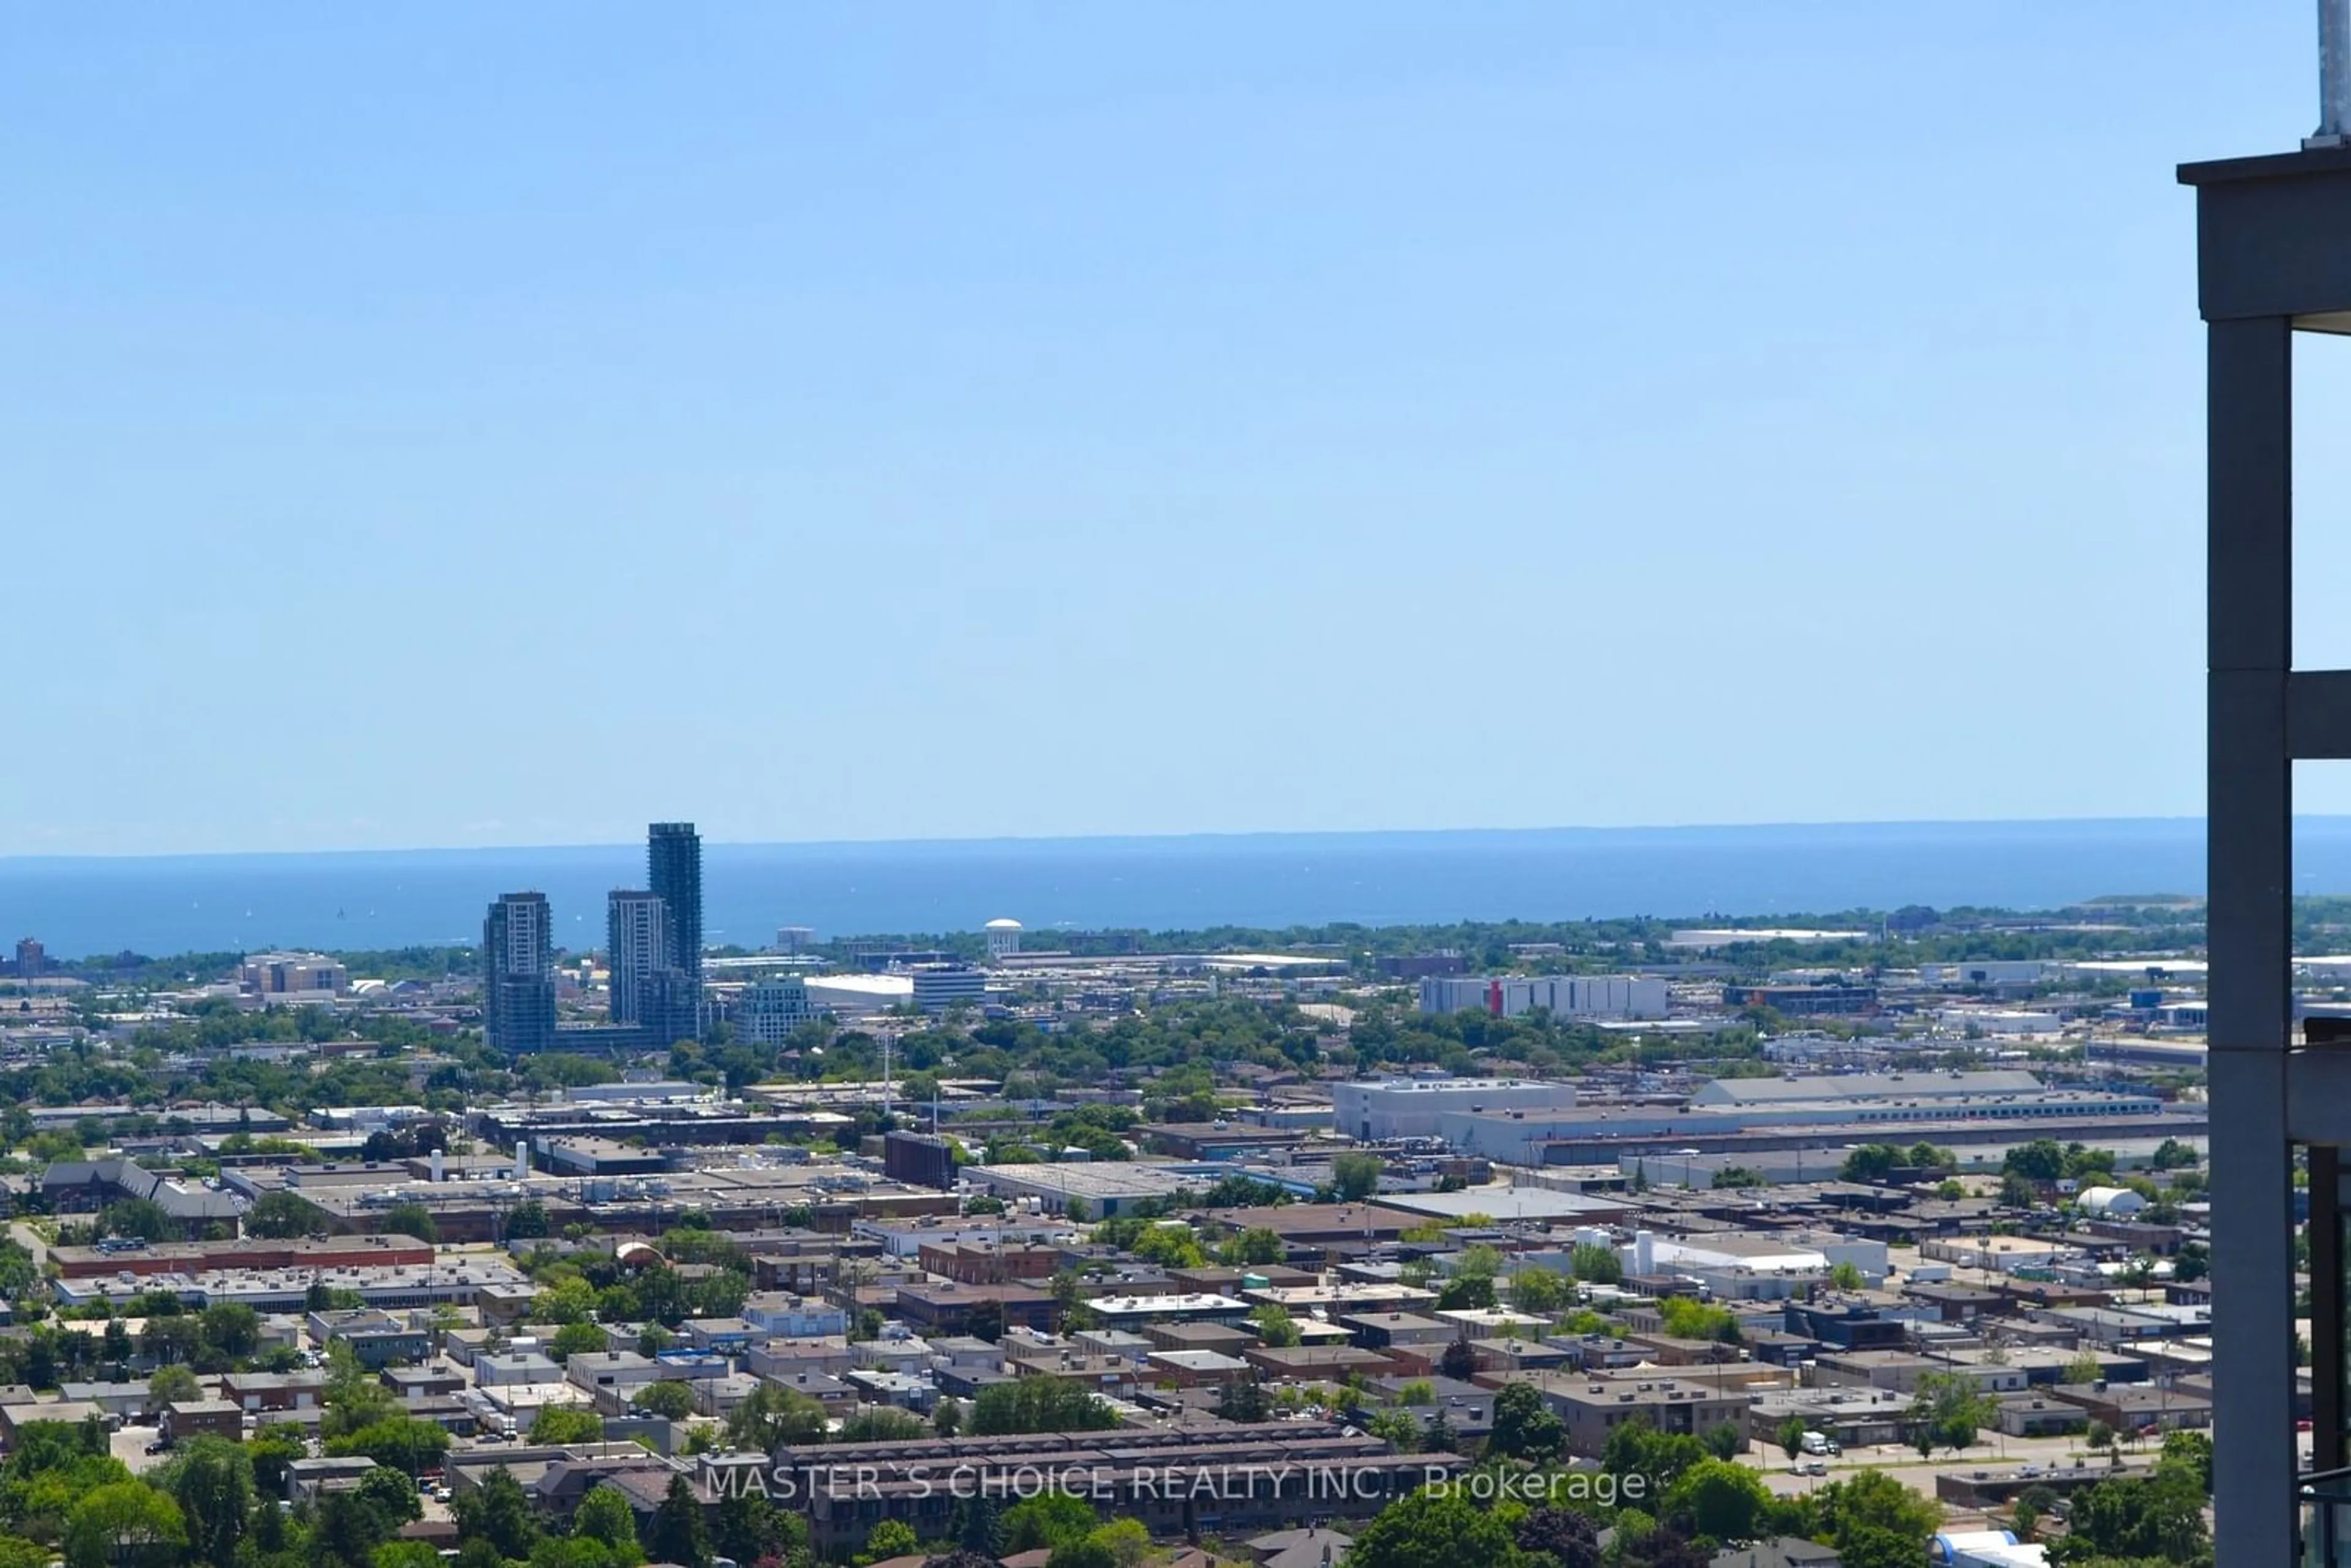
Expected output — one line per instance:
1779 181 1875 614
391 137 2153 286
0 817 2331 959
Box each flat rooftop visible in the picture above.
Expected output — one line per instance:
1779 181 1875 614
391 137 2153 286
1372 1188 1628 1222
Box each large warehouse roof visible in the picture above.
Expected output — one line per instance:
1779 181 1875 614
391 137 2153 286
1691 1070 2042 1107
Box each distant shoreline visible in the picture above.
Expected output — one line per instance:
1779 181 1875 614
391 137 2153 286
0 816 2287 961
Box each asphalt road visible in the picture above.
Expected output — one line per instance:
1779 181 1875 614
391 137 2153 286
10 1222 47 1272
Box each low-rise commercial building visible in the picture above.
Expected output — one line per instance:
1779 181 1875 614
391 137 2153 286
1521 1375 1750 1460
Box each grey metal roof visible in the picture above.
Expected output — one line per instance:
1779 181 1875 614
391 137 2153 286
1694 1070 2044 1106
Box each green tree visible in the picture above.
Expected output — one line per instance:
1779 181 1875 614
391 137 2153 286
839 1408 928 1443
529 1406 605 1444
640 1476 708 1568
1435 1245 1502 1312
245 1191 328 1239
1510 1265 1569 1316
726 1382 828 1450
156 1436 252 1568
247 1426 307 1497
198 1302 261 1361
1365 1408 1420 1452
1908 1370 1996 1454
327 1416 454 1477
1828 1261 1866 1291
1216 1376 1271 1424
969 1378 1118 1436
572 1487 642 1560
1249 1304 1302 1348
1569 1242 1622 1284
1839 1145 1901 1184
2050 1468 2210 1565
1082 1517 1149 1568
1224 1227 1285 1266
999 1493 1097 1554
1331 1152 1383 1201
64 1481 186 1568
2063 1144 2117 1182
1 1433 127 1545
534 1277 599 1326
453 1467 542 1561
1124 1225 1207 1271
381 1203 437 1243
2160 1428 2214 1495
1658 1297 1741 1344
861 1520 917 1562
631 1381 695 1421
1344 1486 1524 1568
2003 1139 2067 1184
1777 1415 1810 1463
146 1364 200 1412
549 1322 606 1364
1834 1524 1929 1568
314 1467 422 1568
505 1200 552 1239
1490 1381 1564 1461
1512 1507 1599 1568
1667 1458 1771 1544
1813 1469 1943 1566
1603 1418 1713 1501
711 1490 803 1568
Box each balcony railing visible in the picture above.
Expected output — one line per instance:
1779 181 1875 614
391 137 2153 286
2302 1467 2351 1565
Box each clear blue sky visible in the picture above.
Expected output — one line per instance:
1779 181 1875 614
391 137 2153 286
4 4 2341 855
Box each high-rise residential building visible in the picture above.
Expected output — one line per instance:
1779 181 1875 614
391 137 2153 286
604 890 672 1027
638 967 702 1046
2183 113 2351 1558
482 892 556 1055
647 822 703 981
12 939 44 979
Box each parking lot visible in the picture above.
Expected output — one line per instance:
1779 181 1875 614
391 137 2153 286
110 1419 168 1476
1743 1429 2203 1503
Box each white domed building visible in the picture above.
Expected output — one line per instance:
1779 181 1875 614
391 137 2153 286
2077 1185 2148 1220
984 917 1023 961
